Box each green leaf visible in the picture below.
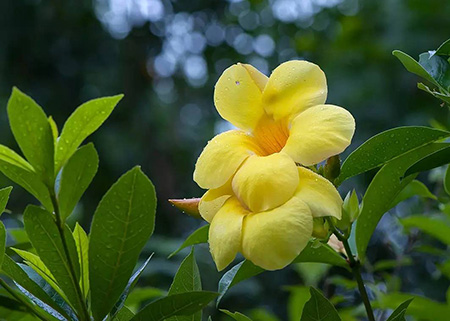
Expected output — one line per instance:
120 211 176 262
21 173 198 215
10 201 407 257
89 166 156 321
288 286 311 321
418 52 450 90
130 291 218 321
73 223 89 299
58 143 99 221
7 87 55 185
48 116 59 145
404 145 450 176
356 143 449 261
0 186 12 217
23 206 83 315
167 248 202 321
169 225 209 258
111 254 154 319
11 248 68 302
338 126 450 184
0 222 5 268
417 83 450 105
1 255 70 319
391 180 436 208
445 166 450 195
113 306 135 321
0 145 53 211
220 309 252 321
401 215 450 245
300 287 341 321
393 50 441 88
124 287 165 309
435 39 450 56
386 299 413 321
55 94 123 173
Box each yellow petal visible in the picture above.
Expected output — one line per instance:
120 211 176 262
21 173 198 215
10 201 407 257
214 63 268 130
194 130 262 189
209 197 249 271
262 60 327 121
241 197 313 270
232 153 299 212
295 167 342 219
283 104 355 166
198 180 233 223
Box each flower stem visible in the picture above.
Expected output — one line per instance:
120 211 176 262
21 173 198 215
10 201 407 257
49 190 90 321
0 278 49 321
326 218 375 321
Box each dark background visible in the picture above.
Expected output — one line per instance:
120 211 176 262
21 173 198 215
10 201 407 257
0 0 449 320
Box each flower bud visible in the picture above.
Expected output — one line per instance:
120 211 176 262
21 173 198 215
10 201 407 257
323 155 341 183
168 198 201 219
335 190 359 231
312 218 330 239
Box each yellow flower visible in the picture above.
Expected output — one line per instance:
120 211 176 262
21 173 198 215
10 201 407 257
193 60 355 271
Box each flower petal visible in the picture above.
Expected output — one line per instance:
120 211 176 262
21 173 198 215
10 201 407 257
283 104 355 166
232 153 299 212
262 60 327 121
198 180 233 223
194 130 262 189
214 63 268 130
295 167 342 219
209 197 249 271
241 197 313 270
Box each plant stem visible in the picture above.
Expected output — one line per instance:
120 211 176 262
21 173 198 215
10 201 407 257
0 278 49 321
49 190 90 321
326 218 375 321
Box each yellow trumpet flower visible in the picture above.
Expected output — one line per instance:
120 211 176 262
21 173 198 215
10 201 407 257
194 60 356 271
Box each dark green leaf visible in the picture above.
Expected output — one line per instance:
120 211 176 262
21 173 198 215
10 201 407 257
7 87 54 185
111 254 154 319
0 186 12 217
404 145 450 176
435 39 450 56
73 223 89 299
356 143 449 261
130 291 218 321
300 287 341 321
23 205 83 315
338 126 449 184
167 248 202 321
0 222 5 268
1 255 70 319
220 309 252 321
113 306 135 321
386 299 413 321
89 166 156 321
401 215 450 245
293 243 348 269
0 146 53 211
391 180 436 208
393 50 441 88
445 166 450 195
418 53 450 90
169 225 209 258
417 83 450 105
58 143 99 221
55 94 123 173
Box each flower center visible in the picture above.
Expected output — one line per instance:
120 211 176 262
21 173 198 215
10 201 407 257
252 116 289 155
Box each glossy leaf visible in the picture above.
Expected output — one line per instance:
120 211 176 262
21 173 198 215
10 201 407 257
0 222 5 269
89 166 156 321
401 216 450 245
48 116 59 145
435 39 450 56
1 255 70 319
220 309 252 321
445 166 450 195
113 307 135 321
111 254 154 318
169 225 209 258
124 287 165 309
7 87 54 185
418 52 450 90
73 223 89 299
392 51 441 88
167 248 202 321
11 248 67 302
0 186 12 217
55 94 123 173
300 287 341 321
130 291 218 321
391 180 436 208
404 145 450 176
338 126 449 184
386 299 413 321
356 143 449 261
59 143 99 221
23 205 83 315
0 146 53 211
